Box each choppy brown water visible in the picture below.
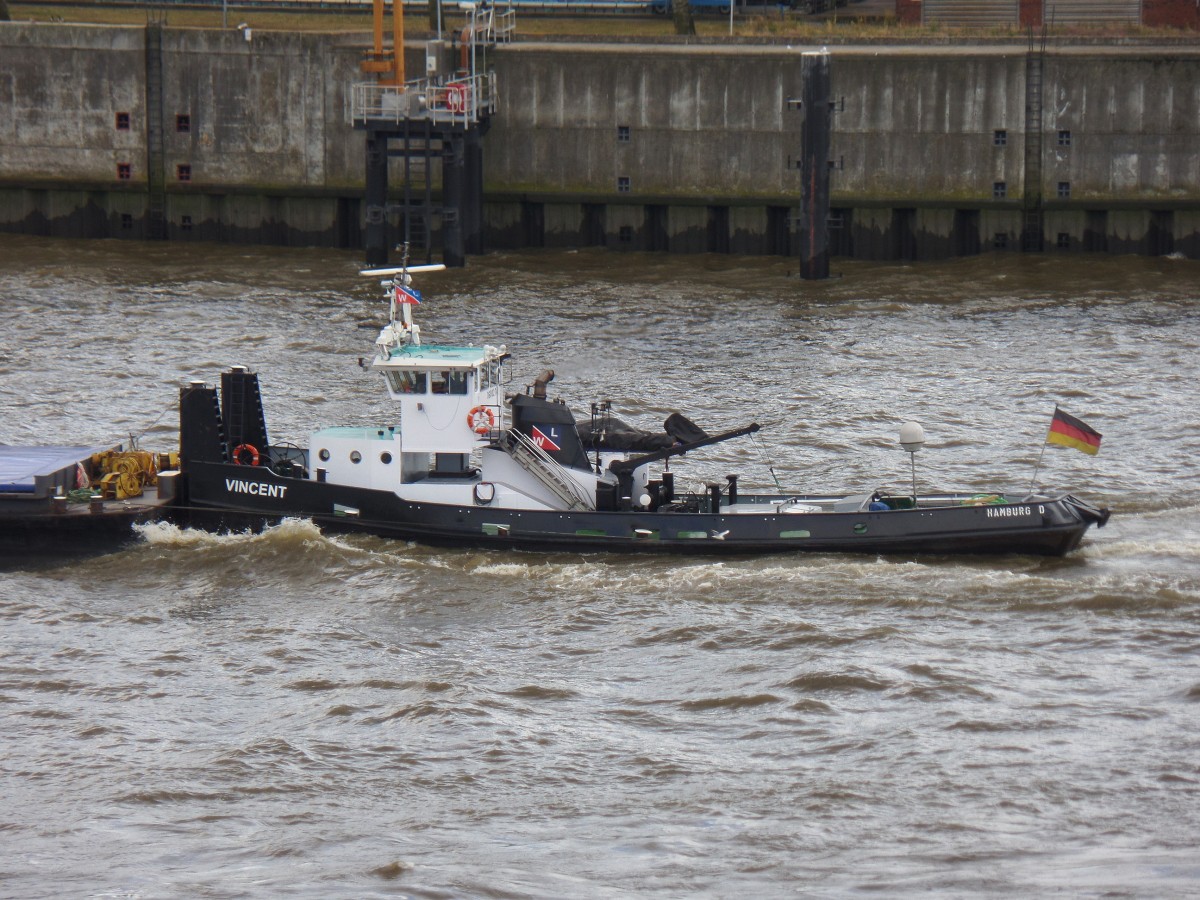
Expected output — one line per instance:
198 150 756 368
2 235 1199 898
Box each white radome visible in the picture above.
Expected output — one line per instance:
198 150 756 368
899 421 926 453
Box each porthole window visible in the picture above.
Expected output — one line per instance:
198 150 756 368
380 451 393 464
350 451 362 464
318 448 330 461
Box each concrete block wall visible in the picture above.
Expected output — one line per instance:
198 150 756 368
157 28 362 191
832 50 1026 203
0 24 147 185
486 42 1200 257
0 23 374 244
487 43 803 200
2 23 1200 259
1044 53 1200 202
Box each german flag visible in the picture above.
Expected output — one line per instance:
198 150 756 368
1047 407 1102 456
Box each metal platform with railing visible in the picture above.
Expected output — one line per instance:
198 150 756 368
349 72 496 127
351 0 502 268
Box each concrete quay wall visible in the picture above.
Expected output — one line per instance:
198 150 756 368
0 23 367 244
1 24 1199 259
487 43 1200 257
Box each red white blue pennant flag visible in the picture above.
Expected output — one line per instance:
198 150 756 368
394 284 423 305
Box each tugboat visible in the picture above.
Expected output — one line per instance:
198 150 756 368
173 262 1110 556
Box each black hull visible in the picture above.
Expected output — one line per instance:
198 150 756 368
177 461 1104 557
0 502 166 569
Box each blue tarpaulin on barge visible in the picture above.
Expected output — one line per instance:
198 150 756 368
0 445 100 494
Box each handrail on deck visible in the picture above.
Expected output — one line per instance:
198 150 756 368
349 72 497 126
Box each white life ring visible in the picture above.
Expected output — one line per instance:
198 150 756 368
446 84 466 113
467 406 495 435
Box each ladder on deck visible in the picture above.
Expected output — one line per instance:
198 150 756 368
1021 34 1046 252
507 430 594 511
222 372 269 454
395 145 432 254
144 20 167 240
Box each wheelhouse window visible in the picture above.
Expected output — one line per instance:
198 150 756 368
386 369 427 394
430 369 469 395
477 360 504 390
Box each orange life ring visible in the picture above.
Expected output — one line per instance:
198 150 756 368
232 443 260 466
446 84 466 114
467 406 495 435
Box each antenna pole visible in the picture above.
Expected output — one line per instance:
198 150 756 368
909 451 917 505
1026 406 1054 495
1027 443 1049 495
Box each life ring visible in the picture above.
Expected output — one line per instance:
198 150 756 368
446 84 466 114
232 443 260 466
466 406 495 435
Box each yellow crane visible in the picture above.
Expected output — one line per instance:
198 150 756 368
360 0 405 85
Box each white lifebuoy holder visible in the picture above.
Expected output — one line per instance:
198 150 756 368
446 84 466 113
467 406 495 435
232 443 260 466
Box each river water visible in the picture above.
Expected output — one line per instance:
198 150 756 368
1 235 1199 898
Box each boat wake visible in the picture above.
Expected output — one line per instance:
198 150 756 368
116 508 1196 611
135 516 331 550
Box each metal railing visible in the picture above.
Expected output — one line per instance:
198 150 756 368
98 0 655 11
349 72 497 126
508 430 595 511
492 6 517 40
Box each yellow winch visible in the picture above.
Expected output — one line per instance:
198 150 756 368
88 450 175 500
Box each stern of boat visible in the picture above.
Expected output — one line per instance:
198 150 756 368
1062 494 1111 529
